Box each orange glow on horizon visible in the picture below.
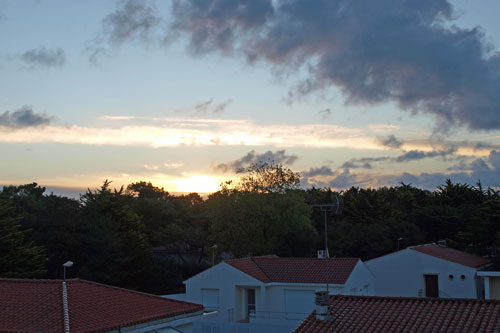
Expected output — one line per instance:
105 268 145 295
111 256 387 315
173 175 222 194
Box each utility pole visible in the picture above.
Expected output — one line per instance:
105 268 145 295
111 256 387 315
211 244 217 266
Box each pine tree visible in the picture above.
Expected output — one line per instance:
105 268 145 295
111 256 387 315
0 200 46 278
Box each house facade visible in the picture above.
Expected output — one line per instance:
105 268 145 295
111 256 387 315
182 255 374 331
366 242 490 298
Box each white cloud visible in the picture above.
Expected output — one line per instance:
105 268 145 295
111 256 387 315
0 118 380 150
163 162 184 168
143 164 159 170
368 124 400 133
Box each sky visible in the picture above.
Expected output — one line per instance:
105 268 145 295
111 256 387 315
1 0 500 197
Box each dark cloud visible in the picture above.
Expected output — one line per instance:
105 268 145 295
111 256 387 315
395 148 455 162
86 46 109 65
194 98 214 114
301 166 335 178
0 106 52 128
102 0 162 45
378 135 403 149
328 169 367 189
300 166 334 187
318 108 331 121
21 46 65 68
213 99 233 114
341 156 390 169
87 0 162 62
301 166 367 189
194 98 232 115
340 148 456 169
215 149 298 173
169 0 274 55
301 152 500 190
168 0 500 131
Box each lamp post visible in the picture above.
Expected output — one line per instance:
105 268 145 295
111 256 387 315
397 238 403 251
63 261 73 280
211 245 217 266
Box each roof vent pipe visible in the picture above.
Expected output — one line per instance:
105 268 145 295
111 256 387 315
315 291 332 321
438 240 447 248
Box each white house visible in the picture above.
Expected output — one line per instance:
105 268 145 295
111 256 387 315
181 255 374 332
366 242 491 298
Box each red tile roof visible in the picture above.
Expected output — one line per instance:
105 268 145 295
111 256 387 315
410 243 490 268
0 279 63 333
0 278 203 333
294 295 500 333
226 256 359 284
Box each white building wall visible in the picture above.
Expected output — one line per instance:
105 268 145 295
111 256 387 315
344 260 375 295
184 259 375 327
366 249 479 298
262 283 344 321
184 262 263 316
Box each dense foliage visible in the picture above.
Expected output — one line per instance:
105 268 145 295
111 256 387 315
1 164 499 294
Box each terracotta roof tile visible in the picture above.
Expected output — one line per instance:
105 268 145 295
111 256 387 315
0 278 203 333
294 295 500 333
0 279 63 333
226 256 359 284
411 243 490 268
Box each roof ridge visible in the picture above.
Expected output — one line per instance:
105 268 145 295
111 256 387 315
331 294 500 303
61 281 70 333
228 256 359 261
250 257 272 282
0 278 66 284
408 242 436 249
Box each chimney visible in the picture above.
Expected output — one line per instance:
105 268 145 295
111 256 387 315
315 291 331 321
438 240 447 247
317 250 329 259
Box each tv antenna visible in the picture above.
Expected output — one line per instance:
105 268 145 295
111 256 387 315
310 195 344 293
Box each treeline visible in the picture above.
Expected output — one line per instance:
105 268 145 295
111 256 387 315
1 164 499 294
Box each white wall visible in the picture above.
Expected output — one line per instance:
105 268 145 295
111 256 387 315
258 261 374 322
366 249 479 298
184 259 375 326
345 260 375 296
184 262 263 318
262 283 344 321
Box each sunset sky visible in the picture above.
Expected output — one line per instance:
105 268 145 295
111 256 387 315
1 0 500 197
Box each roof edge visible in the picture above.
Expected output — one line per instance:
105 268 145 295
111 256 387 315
250 257 272 283
67 279 203 309
328 294 500 304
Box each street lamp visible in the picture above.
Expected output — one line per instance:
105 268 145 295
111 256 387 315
211 245 217 266
63 261 73 280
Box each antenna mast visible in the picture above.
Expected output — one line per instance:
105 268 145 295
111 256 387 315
310 196 344 293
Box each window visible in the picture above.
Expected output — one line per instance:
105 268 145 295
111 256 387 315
247 289 256 317
424 274 439 298
202 289 219 310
